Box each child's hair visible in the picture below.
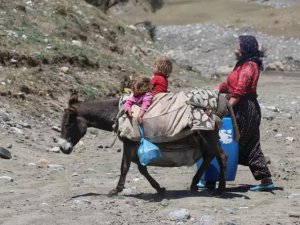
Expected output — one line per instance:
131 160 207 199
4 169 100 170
154 57 173 77
131 76 152 96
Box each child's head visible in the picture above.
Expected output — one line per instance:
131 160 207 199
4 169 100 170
154 57 173 78
131 76 152 97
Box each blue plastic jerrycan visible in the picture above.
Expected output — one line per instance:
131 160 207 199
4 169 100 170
196 117 239 181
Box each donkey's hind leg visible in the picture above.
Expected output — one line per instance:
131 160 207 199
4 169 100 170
215 144 227 192
137 163 166 196
190 152 214 193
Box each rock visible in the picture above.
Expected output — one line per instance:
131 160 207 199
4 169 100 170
286 137 294 142
265 106 279 112
48 147 60 153
10 127 24 135
288 193 300 199
0 176 13 183
20 122 31 129
60 66 69 74
275 133 283 138
47 164 64 171
0 147 12 159
37 158 50 166
195 214 214 225
51 126 61 132
72 199 91 208
168 208 191 221
41 202 50 207
160 199 170 207
0 110 10 122
72 40 82 47
283 113 292 119
265 61 284 71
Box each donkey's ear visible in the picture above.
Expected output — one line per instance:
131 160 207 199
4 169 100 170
69 89 79 106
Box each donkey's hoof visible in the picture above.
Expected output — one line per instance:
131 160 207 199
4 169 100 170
157 187 166 196
108 189 119 197
190 184 199 193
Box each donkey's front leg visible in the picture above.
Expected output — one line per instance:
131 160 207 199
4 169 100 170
137 163 166 196
108 142 132 197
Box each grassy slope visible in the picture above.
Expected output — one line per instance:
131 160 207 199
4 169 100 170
0 0 210 121
113 0 300 38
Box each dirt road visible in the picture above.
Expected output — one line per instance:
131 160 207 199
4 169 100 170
1 73 299 225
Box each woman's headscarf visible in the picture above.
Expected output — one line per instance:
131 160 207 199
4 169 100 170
234 35 264 71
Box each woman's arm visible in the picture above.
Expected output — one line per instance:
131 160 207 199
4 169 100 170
229 97 239 106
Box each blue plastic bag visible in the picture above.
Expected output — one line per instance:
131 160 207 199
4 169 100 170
137 125 162 166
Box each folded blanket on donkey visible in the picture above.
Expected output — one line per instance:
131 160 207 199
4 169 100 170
118 89 220 143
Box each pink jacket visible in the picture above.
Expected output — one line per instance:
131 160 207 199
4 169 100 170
124 92 154 112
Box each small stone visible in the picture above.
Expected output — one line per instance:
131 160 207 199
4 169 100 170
20 123 31 129
0 176 13 182
168 209 191 221
47 164 64 170
275 133 283 138
48 147 60 153
6 143 12 149
60 66 69 74
10 127 24 135
51 126 61 132
286 137 294 142
160 199 170 207
37 158 50 165
41 202 50 207
72 40 82 47
265 106 279 112
288 193 300 199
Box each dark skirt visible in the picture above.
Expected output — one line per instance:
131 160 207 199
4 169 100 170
234 95 271 180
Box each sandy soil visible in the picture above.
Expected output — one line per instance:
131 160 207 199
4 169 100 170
1 74 299 225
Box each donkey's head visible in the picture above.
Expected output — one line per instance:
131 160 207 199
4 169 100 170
59 91 87 154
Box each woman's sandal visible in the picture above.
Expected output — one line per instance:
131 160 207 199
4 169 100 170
250 183 275 191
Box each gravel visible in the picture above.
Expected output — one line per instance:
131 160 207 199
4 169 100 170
155 23 300 77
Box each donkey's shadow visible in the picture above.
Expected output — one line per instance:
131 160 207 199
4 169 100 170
126 184 251 202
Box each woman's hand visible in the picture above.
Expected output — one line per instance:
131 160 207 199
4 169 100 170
229 97 239 106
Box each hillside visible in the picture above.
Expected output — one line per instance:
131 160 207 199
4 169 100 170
0 0 205 122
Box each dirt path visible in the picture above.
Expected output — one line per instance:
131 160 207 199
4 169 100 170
1 73 299 225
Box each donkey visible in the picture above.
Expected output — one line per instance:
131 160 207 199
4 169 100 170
59 92 239 196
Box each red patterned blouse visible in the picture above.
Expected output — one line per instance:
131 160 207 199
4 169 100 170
219 61 259 98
